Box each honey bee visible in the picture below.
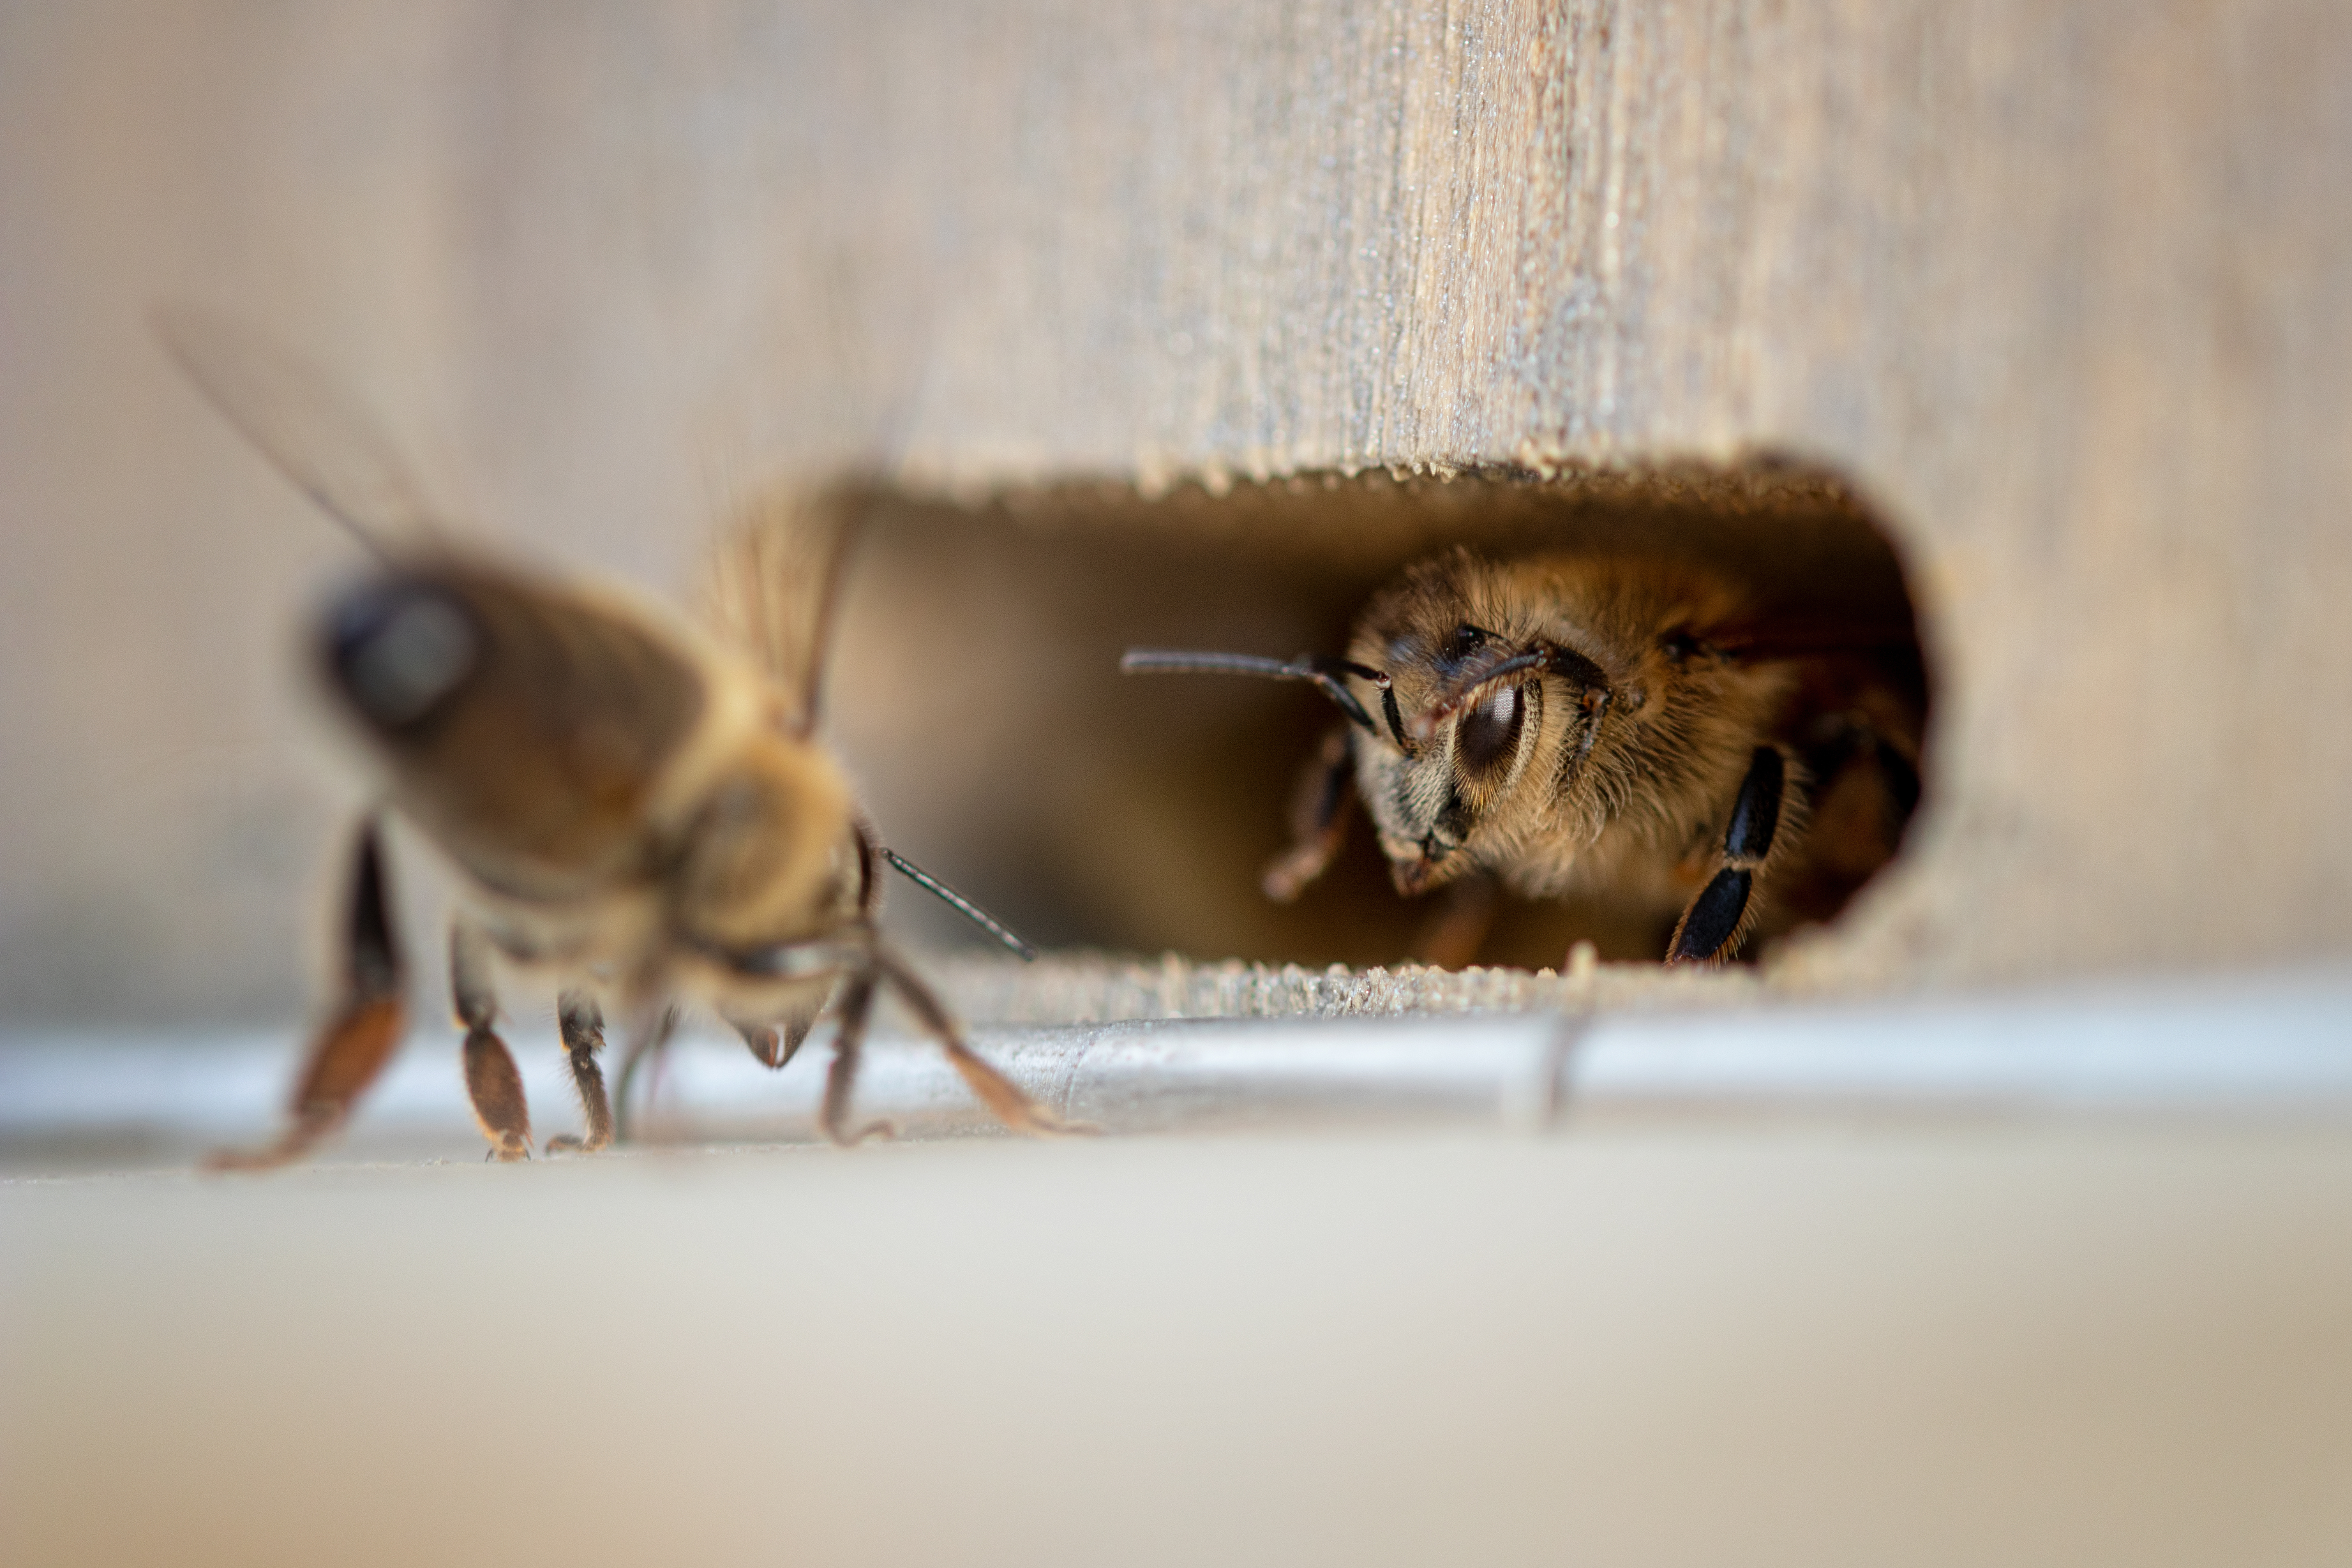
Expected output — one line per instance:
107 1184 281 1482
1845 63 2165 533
158 308 1062 1167
1124 547 1923 965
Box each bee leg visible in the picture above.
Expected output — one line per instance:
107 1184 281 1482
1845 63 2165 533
449 919 532 1161
1665 745 1791 966
819 972 895 1146
1260 724 1357 902
1411 871 1500 970
205 822 408 1171
870 945 1077 1137
610 1005 680 1144
1872 732 1923 835
544 991 613 1153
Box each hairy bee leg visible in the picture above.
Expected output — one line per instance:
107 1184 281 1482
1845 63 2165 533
610 1005 679 1144
449 920 531 1160
1261 724 1357 902
819 973 895 1146
206 823 408 1171
462 1031 531 1162
544 991 613 1153
871 947 1076 1137
724 931 1065 1140
1666 745 1790 965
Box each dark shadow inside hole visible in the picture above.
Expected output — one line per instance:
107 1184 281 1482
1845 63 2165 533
827 464 1931 970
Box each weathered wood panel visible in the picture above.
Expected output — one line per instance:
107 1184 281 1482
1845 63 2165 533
2 2 2347 1014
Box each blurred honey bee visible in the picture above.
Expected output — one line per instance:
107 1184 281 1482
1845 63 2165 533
1125 548 1923 965
158 308 1061 1168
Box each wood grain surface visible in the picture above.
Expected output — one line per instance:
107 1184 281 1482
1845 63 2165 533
2 2 2347 1017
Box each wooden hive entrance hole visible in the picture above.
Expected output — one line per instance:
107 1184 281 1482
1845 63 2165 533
824 464 1933 980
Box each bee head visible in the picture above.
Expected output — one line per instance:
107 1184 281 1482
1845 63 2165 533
1344 623 1558 896
1338 555 1623 897
1118 550 1616 900
322 575 483 737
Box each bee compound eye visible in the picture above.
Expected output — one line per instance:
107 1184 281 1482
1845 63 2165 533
1441 623 1489 664
324 579 482 731
1454 684 1525 776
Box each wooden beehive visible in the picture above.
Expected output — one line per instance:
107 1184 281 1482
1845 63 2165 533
3 2 2347 1019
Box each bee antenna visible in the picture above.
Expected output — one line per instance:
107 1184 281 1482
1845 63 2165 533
879 848 1038 962
1120 648 1412 750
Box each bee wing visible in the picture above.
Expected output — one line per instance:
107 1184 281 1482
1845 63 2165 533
152 304 444 557
701 481 870 738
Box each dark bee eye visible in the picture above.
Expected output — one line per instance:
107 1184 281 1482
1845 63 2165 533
324 578 480 732
1443 624 1489 662
1455 684 1525 775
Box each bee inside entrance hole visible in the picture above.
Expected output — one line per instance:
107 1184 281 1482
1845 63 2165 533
829 464 1932 974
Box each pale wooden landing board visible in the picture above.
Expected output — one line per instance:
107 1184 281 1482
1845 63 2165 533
6 1125 2352 1568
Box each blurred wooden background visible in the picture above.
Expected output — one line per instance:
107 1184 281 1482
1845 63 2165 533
2 2 2348 1021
